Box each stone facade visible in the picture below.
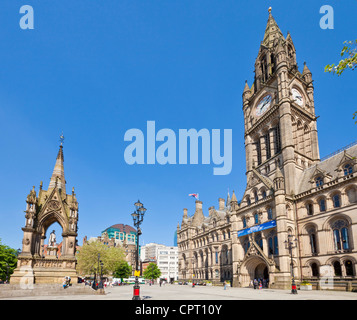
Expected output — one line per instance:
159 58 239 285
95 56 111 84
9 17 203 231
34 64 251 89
11 143 79 284
177 9 357 290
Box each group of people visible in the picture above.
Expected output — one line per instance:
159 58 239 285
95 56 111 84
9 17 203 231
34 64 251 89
251 278 269 289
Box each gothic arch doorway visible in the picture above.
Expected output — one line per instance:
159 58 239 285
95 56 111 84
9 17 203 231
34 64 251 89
239 256 270 287
254 263 269 280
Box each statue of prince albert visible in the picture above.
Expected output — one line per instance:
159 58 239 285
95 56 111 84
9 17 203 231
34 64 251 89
48 230 57 247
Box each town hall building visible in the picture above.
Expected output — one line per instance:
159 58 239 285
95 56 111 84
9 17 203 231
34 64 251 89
177 8 357 290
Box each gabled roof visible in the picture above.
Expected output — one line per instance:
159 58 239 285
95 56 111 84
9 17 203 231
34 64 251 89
297 144 357 194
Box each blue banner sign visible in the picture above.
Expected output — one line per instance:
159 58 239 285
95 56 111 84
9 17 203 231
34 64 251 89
237 220 276 237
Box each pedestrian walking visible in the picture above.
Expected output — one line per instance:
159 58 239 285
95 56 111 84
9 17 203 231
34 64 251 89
253 278 258 289
224 281 227 290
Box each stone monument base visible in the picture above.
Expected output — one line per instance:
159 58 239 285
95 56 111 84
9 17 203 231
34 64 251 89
10 255 78 285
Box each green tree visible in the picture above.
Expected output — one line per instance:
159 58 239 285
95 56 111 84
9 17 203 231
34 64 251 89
325 40 357 76
113 261 132 282
325 40 357 123
143 262 161 282
0 239 18 282
76 241 126 276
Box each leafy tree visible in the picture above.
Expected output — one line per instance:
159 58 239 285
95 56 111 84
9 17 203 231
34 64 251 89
325 40 357 123
76 241 125 276
325 40 357 75
0 239 18 282
113 261 132 281
143 262 161 282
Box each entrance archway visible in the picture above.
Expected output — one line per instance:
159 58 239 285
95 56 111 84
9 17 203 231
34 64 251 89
239 256 270 287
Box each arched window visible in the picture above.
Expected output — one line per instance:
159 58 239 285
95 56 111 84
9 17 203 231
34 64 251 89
345 260 354 276
344 164 353 176
262 190 267 199
268 233 278 256
333 261 342 276
332 220 350 251
332 194 341 208
315 176 323 188
308 228 318 255
319 199 326 212
246 197 251 206
306 203 314 216
311 263 319 277
254 191 259 203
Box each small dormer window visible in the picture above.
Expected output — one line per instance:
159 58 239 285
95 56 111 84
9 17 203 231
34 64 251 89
315 176 323 188
344 164 353 176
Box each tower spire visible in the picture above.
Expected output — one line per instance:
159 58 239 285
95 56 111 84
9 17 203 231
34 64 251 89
262 7 284 48
48 134 66 193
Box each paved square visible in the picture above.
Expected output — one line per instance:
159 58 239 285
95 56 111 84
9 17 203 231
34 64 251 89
1 284 357 300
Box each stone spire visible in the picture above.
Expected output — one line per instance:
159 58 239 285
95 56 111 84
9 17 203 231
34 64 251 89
48 144 66 194
226 190 231 208
262 7 284 48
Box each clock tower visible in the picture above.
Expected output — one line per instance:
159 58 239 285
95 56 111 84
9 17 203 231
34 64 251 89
242 7 320 196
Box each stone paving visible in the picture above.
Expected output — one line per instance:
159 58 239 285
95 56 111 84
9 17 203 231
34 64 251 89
1 283 357 300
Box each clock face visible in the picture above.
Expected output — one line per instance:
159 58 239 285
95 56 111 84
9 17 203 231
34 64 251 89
291 88 304 106
256 94 272 116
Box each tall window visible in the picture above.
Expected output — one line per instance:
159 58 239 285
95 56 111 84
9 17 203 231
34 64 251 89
254 191 259 203
243 238 250 254
319 199 326 212
256 140 262 165
268 237 273 255
306 203 314 216
308 228 318 255
265 133 271 160
332 194 341 208
267 207 273 220
332 220 350 251
254 213 259 225
268 233 278 256
274 125 281 154
243 217 247 228
311 263 319 277
262 190 267 199
255 233 263 250
273 235 279 255
333 261 342 276
344 164 353 176
246 197 251 206
345 260 354 276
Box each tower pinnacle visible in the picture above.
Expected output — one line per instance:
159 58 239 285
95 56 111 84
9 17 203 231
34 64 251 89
48 138 66 193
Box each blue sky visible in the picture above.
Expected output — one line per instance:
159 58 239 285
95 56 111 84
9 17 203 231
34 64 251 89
0 0 356 250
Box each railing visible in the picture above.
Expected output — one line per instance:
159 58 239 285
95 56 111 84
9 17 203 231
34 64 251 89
320 140 357 162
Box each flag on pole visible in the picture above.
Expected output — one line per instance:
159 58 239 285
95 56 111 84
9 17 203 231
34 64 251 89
189 193 199 200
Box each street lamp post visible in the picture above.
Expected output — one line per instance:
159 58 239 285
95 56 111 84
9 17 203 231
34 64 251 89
131 200 147 300
284 234 298 294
